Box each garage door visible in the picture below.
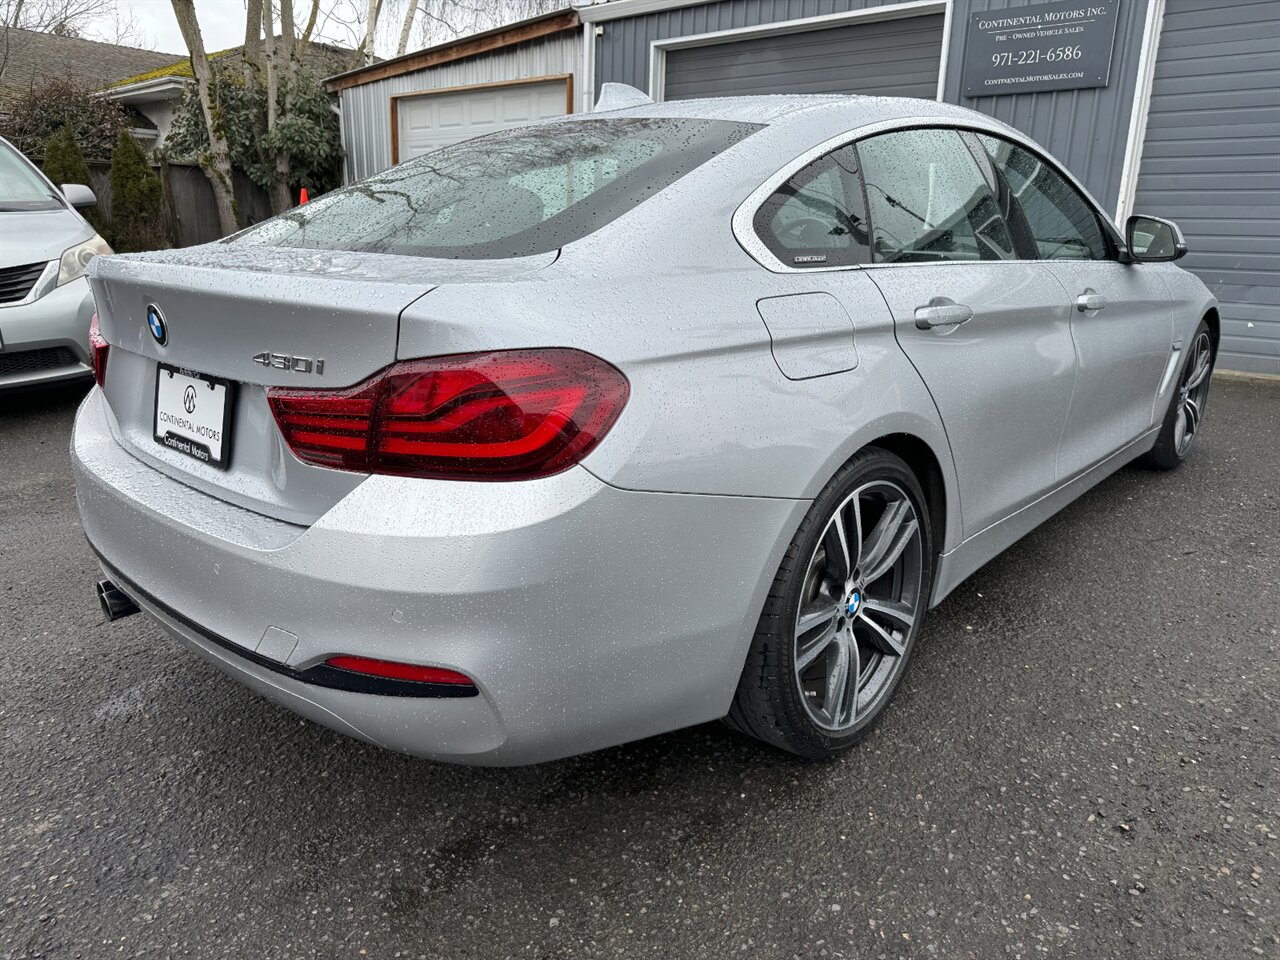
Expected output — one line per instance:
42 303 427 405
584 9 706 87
663 14 945 101
395 78 569 161
1132 0 1280 374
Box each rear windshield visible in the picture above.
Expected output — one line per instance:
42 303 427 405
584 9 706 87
230 116 760 260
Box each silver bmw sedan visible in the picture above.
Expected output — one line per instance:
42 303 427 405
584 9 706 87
73 93 1217 765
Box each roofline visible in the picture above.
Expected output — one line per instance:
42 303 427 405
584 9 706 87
3 24 185 58
324 8 579 93
576 0 711 23
103 76 191 100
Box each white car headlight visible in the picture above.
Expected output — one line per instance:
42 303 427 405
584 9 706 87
58 234 112 286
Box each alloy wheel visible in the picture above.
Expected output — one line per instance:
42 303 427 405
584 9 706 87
793 480 925 733
1175 332 1212 457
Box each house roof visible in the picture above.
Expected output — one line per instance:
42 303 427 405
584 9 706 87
109 48 237 87
110 40 357 92
325 8 578 93
0 27 184 104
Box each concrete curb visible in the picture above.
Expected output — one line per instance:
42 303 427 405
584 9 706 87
1213 369 1280 385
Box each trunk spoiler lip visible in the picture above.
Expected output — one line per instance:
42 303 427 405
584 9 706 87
88 243 561 290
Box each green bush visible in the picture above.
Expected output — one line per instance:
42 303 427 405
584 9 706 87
42 124 110 239
109 130 168 253
42 124 92 186
0 79 128 160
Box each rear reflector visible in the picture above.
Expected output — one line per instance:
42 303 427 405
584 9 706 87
268 348 628 481
89 312 108 388
325 655 475 687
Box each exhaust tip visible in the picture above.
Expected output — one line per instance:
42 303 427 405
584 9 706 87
97 579 140 621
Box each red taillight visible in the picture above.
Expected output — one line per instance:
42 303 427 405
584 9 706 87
268 349 629 481
325 655 474 686
88 312 109 388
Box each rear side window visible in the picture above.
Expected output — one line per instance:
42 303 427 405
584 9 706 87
856 128 1016 264
754 146 870 267
230 117 759 260
978 134 1108 261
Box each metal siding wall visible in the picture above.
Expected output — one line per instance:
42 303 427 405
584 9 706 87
338 31 580 182
594 0 1147 217
663 13 945 99
596 0 909 93
1133 0 1280 374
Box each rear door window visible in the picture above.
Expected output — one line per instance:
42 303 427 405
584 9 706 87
855 128 1017 264
230 117 760 260
754 146 870 267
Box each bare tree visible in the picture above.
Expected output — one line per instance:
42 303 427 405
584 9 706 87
353 0 567 62
241 0 324 213
296 0 321 61
169 0 239 235
260 0 282 204
1 0 112 33
406 0 565 50
242 0 264 85
91 3 152 48
351 0 381 67
395 0 418 56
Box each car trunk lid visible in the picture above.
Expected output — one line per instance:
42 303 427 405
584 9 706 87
88 244 557 524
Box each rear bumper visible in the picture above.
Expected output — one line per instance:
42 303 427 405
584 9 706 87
0 276 94 388
73 388 806 764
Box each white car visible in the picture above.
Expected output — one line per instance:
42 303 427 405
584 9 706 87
0 136 109 389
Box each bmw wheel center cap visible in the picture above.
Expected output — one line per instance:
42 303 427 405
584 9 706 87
847 592 861 616
147 304 167 346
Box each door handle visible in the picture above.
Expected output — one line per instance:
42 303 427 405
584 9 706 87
914 300 974 329
1076 293 1108 312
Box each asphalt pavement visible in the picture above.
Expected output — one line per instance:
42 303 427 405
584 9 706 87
1 377 1277 960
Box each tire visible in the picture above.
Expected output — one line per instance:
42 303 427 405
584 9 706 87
1138 320 1214 471
726 447 933 759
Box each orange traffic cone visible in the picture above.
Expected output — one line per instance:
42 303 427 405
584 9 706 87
299 187 310 204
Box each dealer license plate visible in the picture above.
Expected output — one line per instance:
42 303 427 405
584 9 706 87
153 364 234 468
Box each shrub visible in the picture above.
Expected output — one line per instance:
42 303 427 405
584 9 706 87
109 130 168 252
0 79 128 161
41 124 93 186
41 124 110 239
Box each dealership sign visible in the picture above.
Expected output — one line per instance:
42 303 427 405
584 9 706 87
962 0 1120 97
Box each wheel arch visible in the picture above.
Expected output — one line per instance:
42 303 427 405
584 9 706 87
866 431 948 569
1203 306 1221 358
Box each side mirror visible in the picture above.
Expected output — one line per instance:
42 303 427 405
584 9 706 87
1126 214 1187 262
61 183 98 209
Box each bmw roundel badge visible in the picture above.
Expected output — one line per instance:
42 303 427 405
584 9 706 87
146 304 167 346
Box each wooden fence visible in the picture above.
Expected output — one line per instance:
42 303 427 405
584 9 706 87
84 161 273 248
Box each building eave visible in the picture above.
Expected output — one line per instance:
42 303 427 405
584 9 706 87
576 0 711 23
325 8 580 93
104 76 191 103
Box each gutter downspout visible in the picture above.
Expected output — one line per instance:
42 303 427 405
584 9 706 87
581 18 596 113
329 96 350 185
